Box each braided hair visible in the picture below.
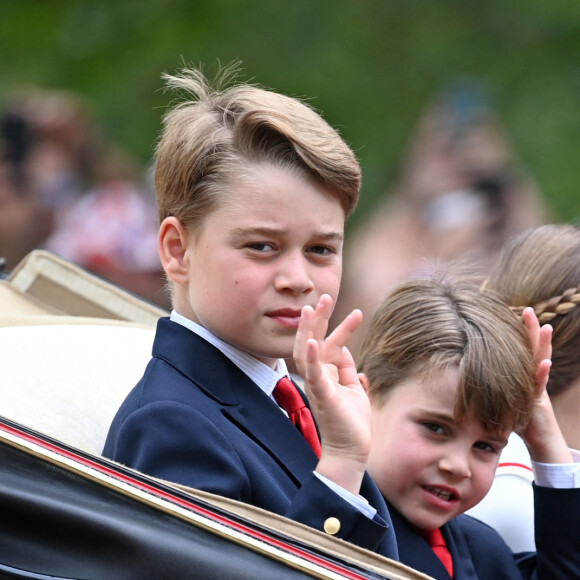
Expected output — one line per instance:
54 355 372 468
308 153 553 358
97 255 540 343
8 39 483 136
485 224 580 396
511 286 580 324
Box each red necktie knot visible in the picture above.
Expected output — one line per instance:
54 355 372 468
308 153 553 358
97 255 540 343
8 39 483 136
273 377 321 457
426 528 453 578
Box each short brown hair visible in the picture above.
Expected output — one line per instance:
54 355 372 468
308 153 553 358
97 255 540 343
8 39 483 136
358 277 535 432
485 223 580 396
154 64 361 228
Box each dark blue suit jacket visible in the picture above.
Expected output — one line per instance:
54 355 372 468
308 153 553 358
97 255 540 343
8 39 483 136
103 318 398 559
387 484 580 580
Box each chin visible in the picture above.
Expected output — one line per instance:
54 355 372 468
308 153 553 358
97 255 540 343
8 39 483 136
406 512 449 532
250 345 294 365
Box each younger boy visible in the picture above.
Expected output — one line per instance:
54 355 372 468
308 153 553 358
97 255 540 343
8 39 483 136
296 277 579 579
103 65 397 558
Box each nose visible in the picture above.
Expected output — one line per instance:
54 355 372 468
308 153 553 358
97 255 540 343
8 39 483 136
274 252 314 295
438 448 471 479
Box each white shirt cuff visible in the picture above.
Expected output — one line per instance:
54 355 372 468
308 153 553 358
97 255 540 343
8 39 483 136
532 448 580 488
314 472 377 519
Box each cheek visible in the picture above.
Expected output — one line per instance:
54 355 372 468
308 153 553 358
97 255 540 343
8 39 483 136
468 461 499 506
313 265 341 300
372 450 425 504
369 428 421 491
327 268 342 297
230 272 268 306
329 261 342 289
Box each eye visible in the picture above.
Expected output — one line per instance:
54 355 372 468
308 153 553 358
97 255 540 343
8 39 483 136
473 440 498 454
246 242 275 252
423 422 447 436
308 245 337 257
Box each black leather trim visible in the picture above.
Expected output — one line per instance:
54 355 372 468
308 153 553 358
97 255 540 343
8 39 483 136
0 416 397 580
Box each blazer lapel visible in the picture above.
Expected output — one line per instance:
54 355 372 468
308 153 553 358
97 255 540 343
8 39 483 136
443 518 479 580
152 318 318 484
223 383 319 482
387 503 453 579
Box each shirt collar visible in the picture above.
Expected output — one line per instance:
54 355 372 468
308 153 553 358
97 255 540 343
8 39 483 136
169 310 288 397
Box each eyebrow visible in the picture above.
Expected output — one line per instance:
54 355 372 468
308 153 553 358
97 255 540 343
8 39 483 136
231 226 344 242
485 433 510 446
494 438 510 450
420 409 455 424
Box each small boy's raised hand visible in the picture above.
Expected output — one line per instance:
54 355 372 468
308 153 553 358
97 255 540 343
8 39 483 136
294 295 372 494
521 307 573 464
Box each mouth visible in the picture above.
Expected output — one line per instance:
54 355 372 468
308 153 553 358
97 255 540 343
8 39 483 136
267 308 303 329
423 485 459 503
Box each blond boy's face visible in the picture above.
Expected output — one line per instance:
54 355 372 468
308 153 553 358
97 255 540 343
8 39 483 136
175 164 345 367
367 367 509 531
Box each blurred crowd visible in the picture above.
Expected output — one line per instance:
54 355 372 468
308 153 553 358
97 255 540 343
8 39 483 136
333 83 549 357
0 87 169 309
1 82 549 321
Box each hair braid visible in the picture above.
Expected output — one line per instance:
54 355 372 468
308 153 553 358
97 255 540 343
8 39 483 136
511 285 580 324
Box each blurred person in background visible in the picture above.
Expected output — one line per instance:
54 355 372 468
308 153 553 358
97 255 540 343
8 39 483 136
0 95 53 270
332 82 548 358
0 87 168 308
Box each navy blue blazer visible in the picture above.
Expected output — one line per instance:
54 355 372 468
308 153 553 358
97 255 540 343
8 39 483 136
103 318 398 559
387 484 580 580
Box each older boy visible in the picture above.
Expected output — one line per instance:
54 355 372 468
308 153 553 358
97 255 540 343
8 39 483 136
103 65 397 557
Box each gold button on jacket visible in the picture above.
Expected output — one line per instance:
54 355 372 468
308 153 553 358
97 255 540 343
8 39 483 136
323 517 341 535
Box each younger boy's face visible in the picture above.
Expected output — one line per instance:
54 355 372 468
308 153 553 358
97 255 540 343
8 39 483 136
367 367 509 531
178 164 345 367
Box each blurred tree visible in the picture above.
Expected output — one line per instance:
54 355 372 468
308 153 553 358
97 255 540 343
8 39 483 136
1 0 580 225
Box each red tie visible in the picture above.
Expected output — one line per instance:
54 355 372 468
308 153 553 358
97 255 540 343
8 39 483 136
426 528 453 578
273 377 322 458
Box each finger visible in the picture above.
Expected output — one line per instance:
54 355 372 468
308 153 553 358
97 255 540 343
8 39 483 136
310 294 334 341
535 359 552 398
295 304 315 344
538 324 553 364
293 304 314 374
534 325 552 398
522 307 540 356
304 337 327 400
294 296 334 371
336 345 361 387
325 309 363 353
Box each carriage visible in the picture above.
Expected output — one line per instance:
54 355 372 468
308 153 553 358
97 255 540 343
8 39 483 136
0 250 430 580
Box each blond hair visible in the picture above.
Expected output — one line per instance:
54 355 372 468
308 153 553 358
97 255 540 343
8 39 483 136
485 223 580 396
154 64 361 228
358 277 535 432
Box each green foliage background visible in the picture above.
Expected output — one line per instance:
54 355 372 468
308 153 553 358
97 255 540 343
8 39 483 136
2 0 579 227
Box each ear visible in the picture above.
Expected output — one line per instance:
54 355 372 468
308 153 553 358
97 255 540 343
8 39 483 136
359 372 371 395
158 216 190 285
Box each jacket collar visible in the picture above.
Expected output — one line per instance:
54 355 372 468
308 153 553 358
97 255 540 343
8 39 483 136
152 317 319 481
386 502 479 580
